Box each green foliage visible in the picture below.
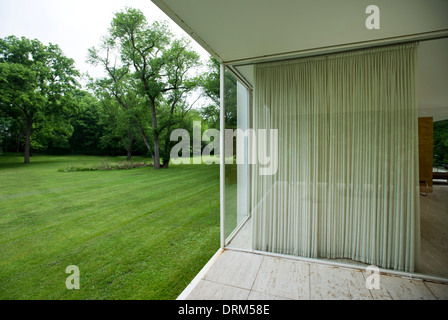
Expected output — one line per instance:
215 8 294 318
1 8 225 160
58 158 153 172
86 64 151 158
0 116 13 152
58 163 98 172
67 90 105 154
0 36 79 162
434 119 448 167
199 57 237 129
88 7 203 168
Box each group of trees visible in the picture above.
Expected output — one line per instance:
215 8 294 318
0 7 231 168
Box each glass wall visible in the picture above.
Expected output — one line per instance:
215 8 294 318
250 44 421 273
224 70 251 245
220 40 448 279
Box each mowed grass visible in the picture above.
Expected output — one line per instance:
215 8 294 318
0 154 220 299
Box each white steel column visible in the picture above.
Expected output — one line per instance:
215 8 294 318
220 63 226 248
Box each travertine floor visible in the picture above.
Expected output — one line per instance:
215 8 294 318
182 185 448 300
227 185 448 279
180 250 448 300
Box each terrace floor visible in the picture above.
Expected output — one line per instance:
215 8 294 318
178 185 448 300
177 249 448 300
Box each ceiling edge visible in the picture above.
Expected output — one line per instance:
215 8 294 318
151 0 222 62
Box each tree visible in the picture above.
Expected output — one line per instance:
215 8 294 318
200 56 237 129
96 92 148 160
0 36 79 163
89 7 202 169
66 89 106 155
87 47 153 160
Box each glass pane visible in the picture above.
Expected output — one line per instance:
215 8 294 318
224 71 250 242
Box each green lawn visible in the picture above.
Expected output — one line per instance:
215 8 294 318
0 154 220 299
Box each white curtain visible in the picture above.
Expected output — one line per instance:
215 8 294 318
251 43 420 272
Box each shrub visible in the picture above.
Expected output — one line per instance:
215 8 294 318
97 158 115 171
57 163 97 172
59 159 153 172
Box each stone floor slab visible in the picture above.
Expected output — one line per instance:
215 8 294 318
203 250 263 290
251 256 310 299
310 264 373 300
186 280 250 300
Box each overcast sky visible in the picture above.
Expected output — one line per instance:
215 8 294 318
0 0 210 82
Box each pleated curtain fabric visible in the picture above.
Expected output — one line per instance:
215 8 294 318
251 43 420 273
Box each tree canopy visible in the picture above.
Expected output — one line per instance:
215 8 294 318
0 36 79 163
200 56 237 130
88 7 203 168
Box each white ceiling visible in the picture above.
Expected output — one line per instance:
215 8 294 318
152 0 448 120
153 0 448 63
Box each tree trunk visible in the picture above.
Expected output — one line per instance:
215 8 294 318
161 124 173 169
162 136 170 168
153 133 161 169
24 114 32 164
137 124 152 153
